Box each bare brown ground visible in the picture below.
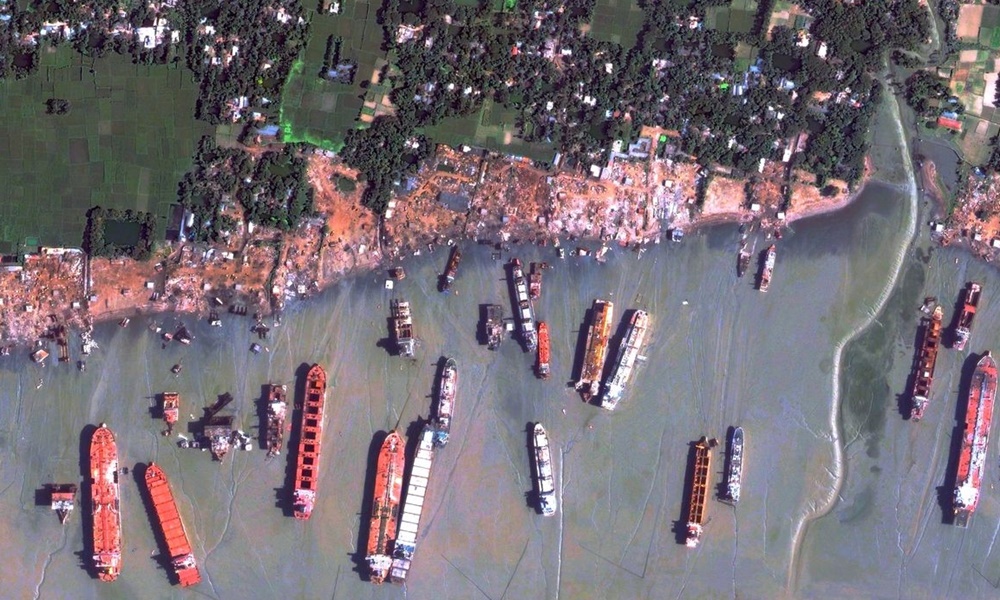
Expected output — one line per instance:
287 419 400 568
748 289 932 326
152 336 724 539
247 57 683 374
786 170 853 222
957 4 984 40
702 175 746 220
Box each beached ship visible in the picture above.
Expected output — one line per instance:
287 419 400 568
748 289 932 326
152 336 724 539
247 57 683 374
48 483 76 524
909 306 944 421
433 358 457 447
723 427 745 505
144 463 202 587
366 431 406 584
532 423 557 516
162 392 179 436
439 246 462 293
758 245 776 292
390 425 437 584
391 299 416 358
600 310 649 410
737 242 751 278
685 437 714 548
485 304 504 350
953 352 997 527
509 259 538 352
952 282 982 351
536 321 551 379
90 424 122 582
266 384 288 457
528 263 543 300
202 393 235 461
293 364 327 520
576 300 614 402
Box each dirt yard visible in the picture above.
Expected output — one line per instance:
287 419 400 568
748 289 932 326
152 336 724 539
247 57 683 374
957 4 984 40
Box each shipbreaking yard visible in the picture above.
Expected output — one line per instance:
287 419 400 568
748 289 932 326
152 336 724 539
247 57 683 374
938 170 1000 262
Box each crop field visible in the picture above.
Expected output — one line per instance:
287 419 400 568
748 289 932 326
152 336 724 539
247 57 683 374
280 3 386 150
706 0 759 34
0 48 208 252
588 0 645 47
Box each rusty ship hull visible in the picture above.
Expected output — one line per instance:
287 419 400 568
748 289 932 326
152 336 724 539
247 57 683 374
144 463 202 587
293 364 327 520
536 321 551 379
485 304 504 350
953 352 997 527
909 306 944 421
952 282 982 351
266 384 288 457
391 299 416 357
685 437 713 548
576 300 614 402
528 263 542 300
162 392 179 436
90 424 122 582
366 431 406 584
758 245 776 292
439 246 462 293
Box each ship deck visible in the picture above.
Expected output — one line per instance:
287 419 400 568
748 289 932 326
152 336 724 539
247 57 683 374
145 463 201 586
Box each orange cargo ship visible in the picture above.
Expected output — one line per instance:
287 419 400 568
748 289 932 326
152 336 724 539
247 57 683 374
909 306 943 421
366 431 406 584
162 392 179 436
90 424 122 582
576 300 614 402
685 437 714 548
536 321 551 379
953 352 996 527
293 364 327 519
144 463 202 587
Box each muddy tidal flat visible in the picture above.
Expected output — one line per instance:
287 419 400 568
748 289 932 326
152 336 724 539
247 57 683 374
5 182 992 599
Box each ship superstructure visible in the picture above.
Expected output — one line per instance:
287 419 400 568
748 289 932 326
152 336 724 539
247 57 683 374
576 300 614 402
391 299 416 358
600 310 649 410
953 352 997 527
366 431 406 584
685 437 714 548
390 425 437 584
758 245 776 292
293 364 327 520
509 259 538 352
909 306 944 421
953 282 982 351
90 424 122 582
144 463 202 587
266 384 288 457
532 423 557 516
49 483 76 524
433 358 457 447
723 427 744 505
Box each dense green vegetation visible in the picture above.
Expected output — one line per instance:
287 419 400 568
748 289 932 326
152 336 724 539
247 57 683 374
83 207 157 260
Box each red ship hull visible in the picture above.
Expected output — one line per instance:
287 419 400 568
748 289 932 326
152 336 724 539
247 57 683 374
953 352 996 527
293 364 327 519
90 424 122 582
144 463 202 587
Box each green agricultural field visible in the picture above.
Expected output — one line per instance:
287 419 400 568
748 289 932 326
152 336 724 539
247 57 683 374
983 4 1000 29
280 3 386 149
0 48 209 252
706 0 759 34
589 0 645 48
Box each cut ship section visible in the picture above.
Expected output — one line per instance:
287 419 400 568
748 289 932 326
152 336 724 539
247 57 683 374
293 364 327 520
909 306 943 421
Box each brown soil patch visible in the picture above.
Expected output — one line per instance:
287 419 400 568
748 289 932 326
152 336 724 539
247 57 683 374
958 4 984 40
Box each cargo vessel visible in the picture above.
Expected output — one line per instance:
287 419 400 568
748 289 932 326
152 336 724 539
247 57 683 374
366 431 406 584
433 358 457 447
953 352 996 527
266 384 288 457
575 300 614 402
90 424 122 581
723 427 744 504
737 242 751 278
439 246 462 293
390 425 437 584
144 463 202 587
952 282 982 351
509 259 538 352
485 304 504 350
49 483 77 524
536 321 551 379
162 392 179 436
532 423 557 516
685 437 714 548
909 306 944 421
391 300 416 358
600 310 649 410
758 245 776 292
528 263 543 300
293 364 327 520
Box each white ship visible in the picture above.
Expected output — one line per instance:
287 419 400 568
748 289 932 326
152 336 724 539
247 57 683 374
532 423 557 516
600 310 649 411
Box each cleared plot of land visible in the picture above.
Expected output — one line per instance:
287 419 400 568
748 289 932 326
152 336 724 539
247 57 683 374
958 4 985 40
0 48 209 250
280 4 385 149
588 0 645 47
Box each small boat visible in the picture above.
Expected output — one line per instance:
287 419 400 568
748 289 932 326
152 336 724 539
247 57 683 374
758 245 776 292
119 318 130 328
723 427 744 504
